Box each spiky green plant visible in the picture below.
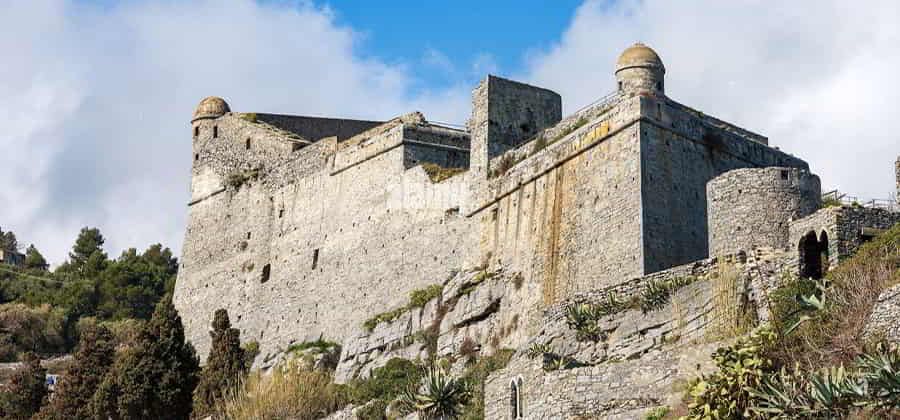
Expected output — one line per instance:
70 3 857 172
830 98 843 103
525 342 552 360
398 365 470 419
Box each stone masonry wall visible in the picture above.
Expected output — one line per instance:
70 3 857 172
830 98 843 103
639 96 810 274
708 167 821 257
175 113 480 359
789 206 900 263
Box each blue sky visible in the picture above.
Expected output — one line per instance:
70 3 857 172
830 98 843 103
2 0 899 264
321 0 583 89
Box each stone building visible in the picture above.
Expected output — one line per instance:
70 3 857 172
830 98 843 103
173 43 893 373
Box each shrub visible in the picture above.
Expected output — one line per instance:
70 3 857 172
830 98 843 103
287 337 340 355
459 336 479 362
346 358 422 405
644 406 669 420
238 113 258 123
526 342 551 359
421 163 465 183
242 341 260 367
409 284 443 309
0 303 67 362
683 327 777 419
363 284 443 331
0 352 47 420
220 360 347 420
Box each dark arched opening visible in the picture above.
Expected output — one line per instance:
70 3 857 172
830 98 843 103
509 380 519 419
799 231 823 279
819 230 830 274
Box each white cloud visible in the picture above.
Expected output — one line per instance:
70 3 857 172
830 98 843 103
0 0 466 264
523 0 900 201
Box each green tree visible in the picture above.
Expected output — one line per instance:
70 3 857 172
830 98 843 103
0 352 48 419
0 227 18 252
63 227 107 276
193 309 247 417
92 296 199 420
96 245 177 320
35 324 115 420
24 244 48 270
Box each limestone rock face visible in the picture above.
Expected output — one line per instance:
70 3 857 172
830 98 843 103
865 283 900 343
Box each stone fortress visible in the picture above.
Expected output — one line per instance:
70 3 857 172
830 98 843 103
173 44 900 418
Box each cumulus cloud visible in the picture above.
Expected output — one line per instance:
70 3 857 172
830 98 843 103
0 0 469 264
1 0 897 265
523 0 900 201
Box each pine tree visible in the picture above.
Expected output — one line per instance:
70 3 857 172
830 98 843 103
193 309 247 417
24 244 48 270
0 352 47 419
64 227 108 276
91 297 199 419
35 324 115 420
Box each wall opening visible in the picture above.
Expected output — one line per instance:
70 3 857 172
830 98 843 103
312 249 319 270
798 231 824 279
260 264 271 283
780 170 789 180
194 126 199 137
618 81 623 91
819 230 830 273
509 377 523 419
246 138 251 150
247 232 251 240
213 125 219 138
194 154 199 162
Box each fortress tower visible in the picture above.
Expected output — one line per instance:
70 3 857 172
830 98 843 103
174 44 814 359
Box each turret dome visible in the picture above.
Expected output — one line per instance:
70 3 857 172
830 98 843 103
192 96 231 122
615 43 665 74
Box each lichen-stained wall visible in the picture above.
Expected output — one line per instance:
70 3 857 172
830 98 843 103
639 96 810 273
708 167 821 256
472 96 645 309
175 114 479 359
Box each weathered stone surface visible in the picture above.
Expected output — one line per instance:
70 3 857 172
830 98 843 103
865 283 900 343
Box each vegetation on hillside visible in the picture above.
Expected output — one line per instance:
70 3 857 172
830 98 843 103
0 227 177 361
679 222 900 419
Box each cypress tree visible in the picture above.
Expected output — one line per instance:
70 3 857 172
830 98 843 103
193 309 247 417
92 297 199 419
35 324 115 420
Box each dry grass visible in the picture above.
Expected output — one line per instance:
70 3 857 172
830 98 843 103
218 360 347 420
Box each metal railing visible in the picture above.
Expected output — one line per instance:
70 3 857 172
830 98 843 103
822 190 899 212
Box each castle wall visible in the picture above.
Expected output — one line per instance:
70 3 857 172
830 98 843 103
472 97 645 308
469 76 562 178
175 115 479 359
707 167 821 257
254 113 381 141
639 96 810 273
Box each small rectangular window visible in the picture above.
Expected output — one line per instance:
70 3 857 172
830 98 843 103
260 264 270 283
312 249 319 270
247 232 251 240
194 154 199 161
246 138 251 149
780 170 789 180
213 126 219 138
278 209 284 218
194 126 199 137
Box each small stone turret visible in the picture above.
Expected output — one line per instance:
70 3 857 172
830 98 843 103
192 96 230 123
615 43 665 96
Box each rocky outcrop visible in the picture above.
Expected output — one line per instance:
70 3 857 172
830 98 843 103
864 283 900 343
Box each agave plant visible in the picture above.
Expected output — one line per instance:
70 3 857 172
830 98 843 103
564 303 604 341
857 347 900 408
398 364 470 419
525 342 552 360
640 279 672 312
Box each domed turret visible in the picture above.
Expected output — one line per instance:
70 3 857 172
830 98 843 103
615 43 665 96
192 96 230 122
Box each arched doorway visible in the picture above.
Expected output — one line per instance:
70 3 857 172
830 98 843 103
799 231 823 279
818 230 830 274
509 377 523 419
